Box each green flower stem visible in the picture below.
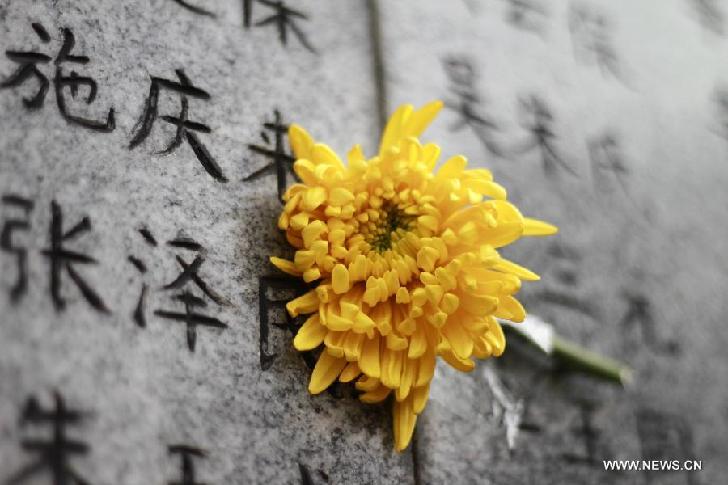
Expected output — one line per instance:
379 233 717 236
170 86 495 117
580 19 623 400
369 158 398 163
551 336 633 386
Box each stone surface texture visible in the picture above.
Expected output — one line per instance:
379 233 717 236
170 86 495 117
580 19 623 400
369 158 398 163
380 1 728 484
2 0 728 484
0 1 413 484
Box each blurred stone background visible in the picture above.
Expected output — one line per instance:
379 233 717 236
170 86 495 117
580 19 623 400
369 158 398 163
1 1 727 484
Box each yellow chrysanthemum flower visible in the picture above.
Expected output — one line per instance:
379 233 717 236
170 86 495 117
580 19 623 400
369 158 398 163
270 101 557 451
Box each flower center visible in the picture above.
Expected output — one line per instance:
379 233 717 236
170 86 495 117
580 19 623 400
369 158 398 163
365 203 413 253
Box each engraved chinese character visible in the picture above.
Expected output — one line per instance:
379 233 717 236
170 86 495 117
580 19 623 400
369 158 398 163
526 243 599 322
1 23 115 131
1 194 34 302
6 392 92 485
168 445 208 485
514 95 576 177
561 401 600 465
588 131 629 194
242 0 316 53
128 229 229 351
128 227 159 328
171 0 216 17
244 109 297 201
154 236 229 352
636 408 698 485
257 274 349 397
500 0 548 34
442 55 504 158
258 274 309 370
569 4 624 81
620 289 679 355
41 201 108 313
129 69 227 183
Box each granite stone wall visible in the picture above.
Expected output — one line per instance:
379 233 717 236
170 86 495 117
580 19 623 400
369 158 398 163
1 1 727 484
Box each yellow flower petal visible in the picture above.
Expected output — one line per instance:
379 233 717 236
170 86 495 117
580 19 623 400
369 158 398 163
272 101 556 453
496 295 526 323
412 384 430 414
293 315 326 351
286 290 319 317
396 356 416 401
269 256 300 276
493 258 540 281
313 142 345 169
394 397 417 451
301 220 327 248
416 348 436 387
339 361 361 382
379 104 413 156
355 375 380 392
309 352 347 394
359 336 381 378
359 384 391 404
329 187 355 206
437 155 467 179
381 348 403 389
440 344 475 372
523 217 559 236
343 331 364 361
332 264 350 294
289 124 314 160
442 321 474 360
302 187 327 212
404 100 443 139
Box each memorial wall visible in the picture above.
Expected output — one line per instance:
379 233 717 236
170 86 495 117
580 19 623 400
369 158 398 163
1 1 727 484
